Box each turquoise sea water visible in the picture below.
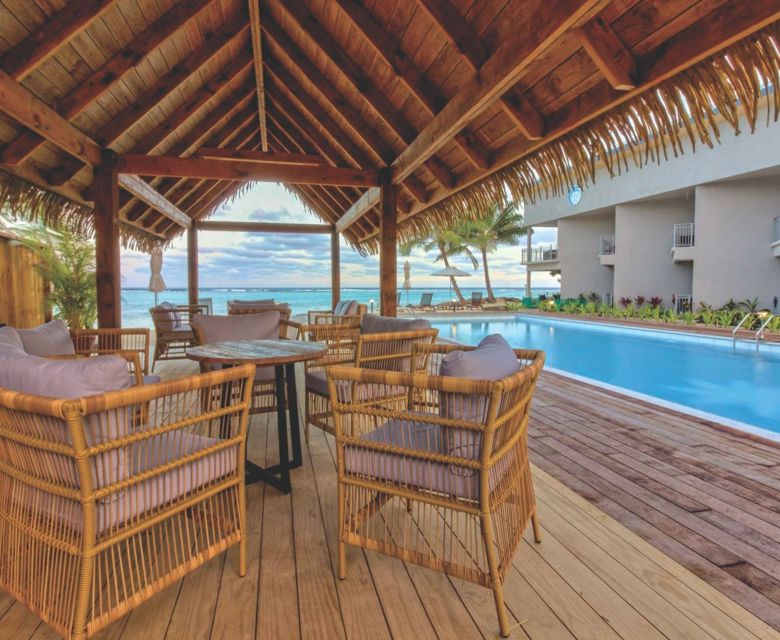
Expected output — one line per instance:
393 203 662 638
123 287 558 328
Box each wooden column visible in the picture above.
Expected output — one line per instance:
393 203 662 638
93 149 121 328
331 230 340 309
379 171 397 317
187 223 199 306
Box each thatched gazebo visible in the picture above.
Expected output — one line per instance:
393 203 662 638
0 0 778 327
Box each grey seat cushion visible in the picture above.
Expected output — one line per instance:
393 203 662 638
306 369 329 397
16 320 76 357
142 374 162 385
359 314 431 334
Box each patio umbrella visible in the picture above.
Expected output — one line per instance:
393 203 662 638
403 261 411 305
430 265 471 306
148 247 166 306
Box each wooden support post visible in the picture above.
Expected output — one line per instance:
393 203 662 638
379 171 397 317
188 224 199 306
525 231 532 298
331 230 341 310
93 150 121 328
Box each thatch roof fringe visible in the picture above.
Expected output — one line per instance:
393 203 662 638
358 23 780 255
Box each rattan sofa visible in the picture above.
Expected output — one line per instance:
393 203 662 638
0 334 254 639
328 342 545 638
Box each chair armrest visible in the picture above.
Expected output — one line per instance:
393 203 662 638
308 309 333 324
280 319 302 340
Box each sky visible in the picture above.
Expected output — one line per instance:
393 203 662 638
120 182 560 290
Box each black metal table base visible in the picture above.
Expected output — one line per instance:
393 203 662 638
244 362 302 493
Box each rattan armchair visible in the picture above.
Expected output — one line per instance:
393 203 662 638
307 302 367 326
0 365 255 639
299 323 438 443
149 303 207 369
71 327 152 376
328 344 545 638
227 301 292 322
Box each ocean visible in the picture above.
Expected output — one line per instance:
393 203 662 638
124 287 558 328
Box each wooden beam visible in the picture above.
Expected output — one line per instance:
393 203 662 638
500 94 545 140
195 148 325 165
196 220 333 233
0 69 102 166
117 174 191 228
331 230 340 309
379 173 397 317
391 0 599 183
335 188 380 233
187 225 199 306
248 0 268 152
93 150 121 328
0 0 118 80
362 0 780 242
0 0 214 166
577 15 637 90
50 13 249 185
119 154 379 186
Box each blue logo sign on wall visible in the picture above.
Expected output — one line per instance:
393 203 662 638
568 185 582 205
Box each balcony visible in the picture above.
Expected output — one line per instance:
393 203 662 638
599 234 615 266
521 243 559 270
773 216 780 258
671 223 695 262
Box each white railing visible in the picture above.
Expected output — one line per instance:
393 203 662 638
599 235 615 255
673 223 695 247
602 292 613 307
675 295 692 313
521 244 558 264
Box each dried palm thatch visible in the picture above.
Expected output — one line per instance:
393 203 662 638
358 23 780 254
0 169 165 252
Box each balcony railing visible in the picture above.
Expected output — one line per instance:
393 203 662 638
673 223 695 247
675 295 693 313
599 235 615 255
521 244 558 264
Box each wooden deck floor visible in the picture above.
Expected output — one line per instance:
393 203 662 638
0 361 778 640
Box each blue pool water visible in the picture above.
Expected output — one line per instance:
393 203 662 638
428 315 780 433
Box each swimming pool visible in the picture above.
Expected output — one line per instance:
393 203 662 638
427 315 780 436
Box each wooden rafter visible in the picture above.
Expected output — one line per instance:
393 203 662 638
0 0 214 166
118 154 380 186
50 12 250 186
248 0 269 151
117 174 191 228
0 0 118 80
391 0 599 184
577 15 637 90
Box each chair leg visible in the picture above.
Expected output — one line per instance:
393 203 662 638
337 482 347 580
531 509 542 543
481 514 511 637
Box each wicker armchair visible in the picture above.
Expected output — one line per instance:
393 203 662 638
149 303 207 369
307 301 367 326
328 344 545 638
299 322 438 443
228 302 292 322
192 312 300 415
0 365 255 639
71 327 152 376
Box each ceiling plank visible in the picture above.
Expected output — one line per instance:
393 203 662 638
0 69 101 166
118 174 191 228
50 12 250 186
118 154 380 186
0 0 214 166
391 0 599 184
248 0 269 152
0 0 118 80
195 148 326 165
577 15 637 90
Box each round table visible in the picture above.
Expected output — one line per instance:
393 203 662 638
187 339 327 493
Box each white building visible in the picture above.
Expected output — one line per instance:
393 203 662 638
523 117 780 313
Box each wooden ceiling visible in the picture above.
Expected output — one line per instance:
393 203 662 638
0 0 778 250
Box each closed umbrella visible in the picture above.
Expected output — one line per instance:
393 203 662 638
403 261 411 305
148 247 166 306
430 265 471 307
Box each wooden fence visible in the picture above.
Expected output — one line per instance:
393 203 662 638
0 231 47 328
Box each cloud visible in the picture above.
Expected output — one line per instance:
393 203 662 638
120 183 560 289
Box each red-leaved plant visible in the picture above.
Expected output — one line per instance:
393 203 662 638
634 295 646 307
619 297 632 308
649 296 663 308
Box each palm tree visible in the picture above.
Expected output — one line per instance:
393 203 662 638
400 228 477 304
460 203 529 302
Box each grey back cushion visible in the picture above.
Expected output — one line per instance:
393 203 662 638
360 314 431 334
229 299 274 308
439 335 519 466
192 311 280 343
0 326 24 351
334 300 360 316
17 320 76 356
